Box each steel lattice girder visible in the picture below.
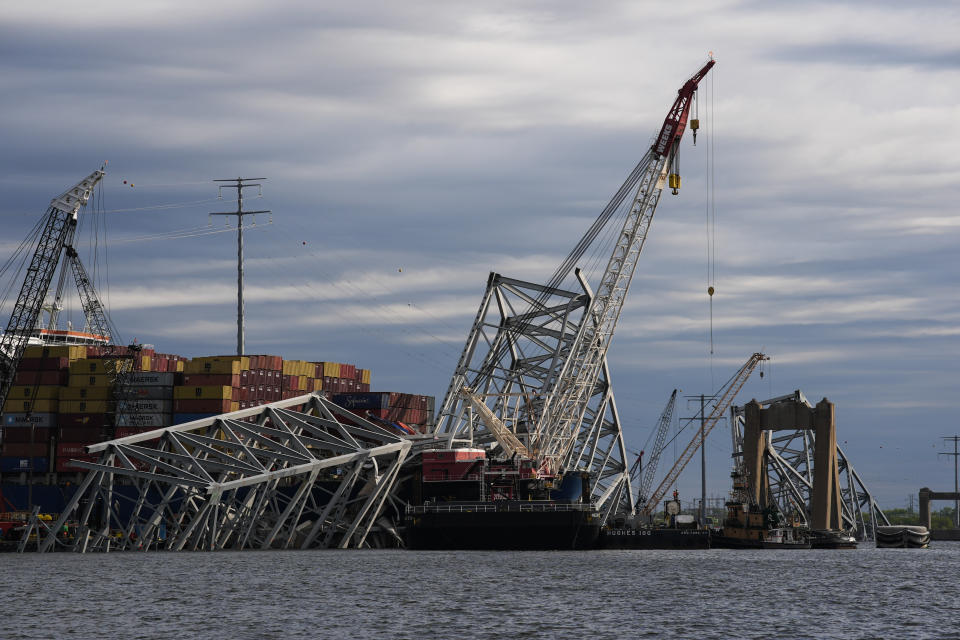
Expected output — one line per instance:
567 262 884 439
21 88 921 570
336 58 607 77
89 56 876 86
38 394 411 553
730 390 890 540
431 273 634 519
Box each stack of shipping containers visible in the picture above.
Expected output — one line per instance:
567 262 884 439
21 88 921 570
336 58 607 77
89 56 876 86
1 346 438 485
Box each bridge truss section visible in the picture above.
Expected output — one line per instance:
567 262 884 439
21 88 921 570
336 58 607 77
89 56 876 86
730 390 890 540
432 273 634 522
38 394 411 553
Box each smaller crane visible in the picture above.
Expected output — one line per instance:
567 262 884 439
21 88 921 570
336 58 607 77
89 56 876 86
640 353 768 516
635 389 678 510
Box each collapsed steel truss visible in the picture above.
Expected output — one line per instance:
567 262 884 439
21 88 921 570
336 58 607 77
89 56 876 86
730 390 890 540
432 273 634 522
38 394 411 552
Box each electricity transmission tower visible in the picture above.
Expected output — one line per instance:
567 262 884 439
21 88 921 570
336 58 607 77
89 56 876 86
211 178 270 355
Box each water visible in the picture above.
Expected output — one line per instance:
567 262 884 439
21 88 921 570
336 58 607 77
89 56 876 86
2 545 955 639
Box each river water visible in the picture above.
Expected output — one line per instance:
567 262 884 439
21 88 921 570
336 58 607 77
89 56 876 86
2 544 955 639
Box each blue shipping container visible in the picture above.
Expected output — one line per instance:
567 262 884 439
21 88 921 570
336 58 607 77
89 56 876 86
0 456 49 472
332 393 389 410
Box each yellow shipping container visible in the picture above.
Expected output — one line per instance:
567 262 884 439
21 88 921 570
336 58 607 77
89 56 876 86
173 385 233 400
311 378 323 392
68 373 114 387
7 385 61 400
183 356 248 375
140 355 152 371
360 369 371 385
61 386 112 400
297 375 308 391
69 358 131 376
175 360 185 372
2 398 60 413
322 362 340 378
23 345 88 360
230 401 239 412
60 400 111 414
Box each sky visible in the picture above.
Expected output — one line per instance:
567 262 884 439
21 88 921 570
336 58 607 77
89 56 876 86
1 0 958 509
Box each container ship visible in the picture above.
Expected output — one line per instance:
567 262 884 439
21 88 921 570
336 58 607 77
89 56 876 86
0 337 436 517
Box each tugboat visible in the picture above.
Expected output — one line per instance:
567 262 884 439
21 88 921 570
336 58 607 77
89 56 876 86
710 466 810 549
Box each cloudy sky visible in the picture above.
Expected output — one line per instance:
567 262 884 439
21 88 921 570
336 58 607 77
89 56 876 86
2 1 958 508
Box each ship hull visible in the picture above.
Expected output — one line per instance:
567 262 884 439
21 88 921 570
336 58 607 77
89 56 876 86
405 505 599 550
599 528 711 549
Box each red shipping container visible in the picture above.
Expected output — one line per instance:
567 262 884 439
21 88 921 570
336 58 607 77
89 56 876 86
18 356 69 371
182 373 240 387
14 370 67 385
57 442 91 458
3 442 49 457
58 426 104 442
173 398 233 413
340 364 356 380
3 427 53 442
58 413 107 428
114 427 161 440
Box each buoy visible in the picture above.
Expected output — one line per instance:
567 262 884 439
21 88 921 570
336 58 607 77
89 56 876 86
707 286 714 297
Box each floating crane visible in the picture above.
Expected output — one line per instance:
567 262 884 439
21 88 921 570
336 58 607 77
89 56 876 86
528 58 715 473
433 58 716 519
640 352 768 516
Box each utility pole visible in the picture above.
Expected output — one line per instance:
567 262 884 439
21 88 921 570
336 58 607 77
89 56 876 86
940 435 960 528
211 178 270 356
684 393 713 525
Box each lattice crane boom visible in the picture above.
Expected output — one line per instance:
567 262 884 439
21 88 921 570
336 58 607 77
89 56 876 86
638 389 678 506
530 59 715 471
641 352 768 516
0 170 104 410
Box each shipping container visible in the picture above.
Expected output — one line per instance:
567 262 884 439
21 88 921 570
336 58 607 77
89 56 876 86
117 399 173 414
61 386 112 400
69 358 132 376
360 369 371 385
6 385 61 400
172 413 218 424
57 414 106 429
68 374 113 387
3 413 56 428
125 372 176 387
2 443 49 457
116 412 170 428
58 426 105 442
181 373 240 387
2 427 53 443
173 399 234 414
23 345 87 360
340 363 356 381
56 442 91 458
115 427 162 439
320 362 341 378
0 457 49 472
173 385 232 400
17 356 69 371
59 400 111 414
2 398 59 414
119 386 173 400
183 355 249 375
333 392 391 410
14 369 68 385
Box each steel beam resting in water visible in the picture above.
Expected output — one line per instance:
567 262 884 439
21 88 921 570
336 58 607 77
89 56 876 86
37 394 411 553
